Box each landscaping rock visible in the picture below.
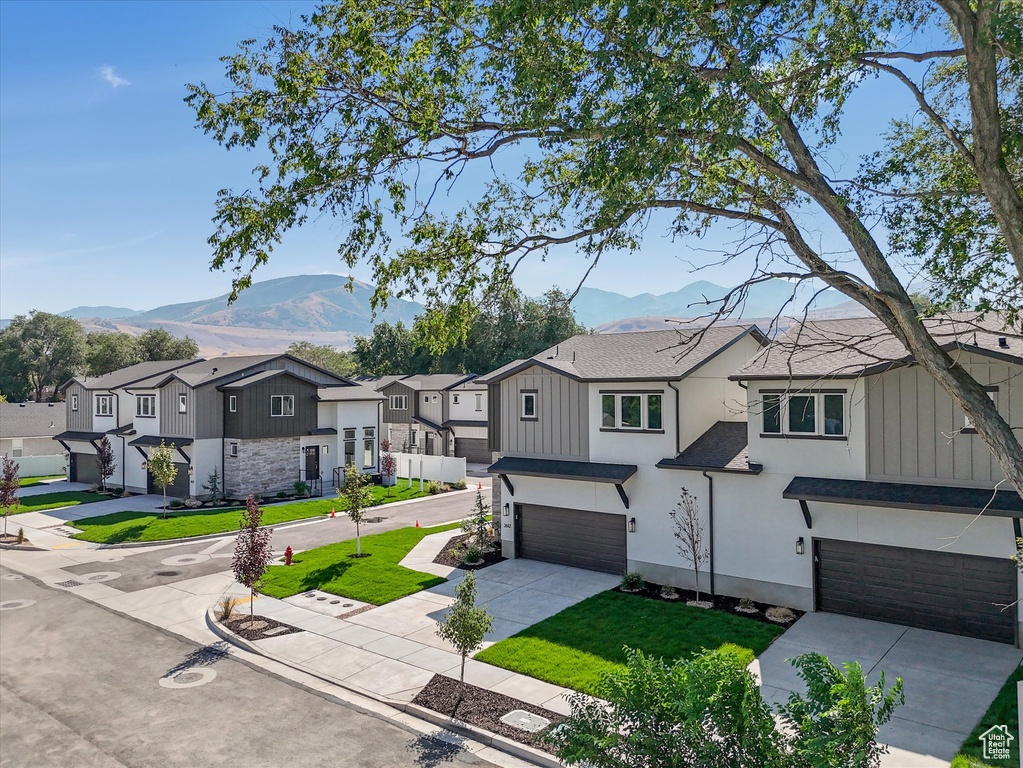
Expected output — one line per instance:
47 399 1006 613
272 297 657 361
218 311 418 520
766 606 797 624
432 533 504 572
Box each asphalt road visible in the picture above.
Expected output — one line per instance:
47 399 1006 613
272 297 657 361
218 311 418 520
0 570 493 768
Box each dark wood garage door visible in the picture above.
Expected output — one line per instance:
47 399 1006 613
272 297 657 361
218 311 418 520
516 504 627 574
148 462 191 499
70 452 100 485
454 438 490 464
815 539 1017 644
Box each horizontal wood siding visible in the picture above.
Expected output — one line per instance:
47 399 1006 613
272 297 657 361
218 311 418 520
159 381 194 438
223 374 318 439
866 356 1022 487
381 382 413 424
499 366 588 459
66 383 90 431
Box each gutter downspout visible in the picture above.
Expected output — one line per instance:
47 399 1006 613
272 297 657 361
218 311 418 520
702 470 716 597
667 380 682 455
109 389 125 490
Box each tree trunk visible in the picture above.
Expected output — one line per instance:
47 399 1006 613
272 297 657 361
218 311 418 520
694 567 700 604
356 521 361 556
251 587 255 620
163 488 167 519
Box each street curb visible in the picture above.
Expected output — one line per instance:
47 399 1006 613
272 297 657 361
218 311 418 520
0 541 46 551
205 603 561 768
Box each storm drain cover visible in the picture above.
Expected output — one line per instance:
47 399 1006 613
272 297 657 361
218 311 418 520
159 667 217 689
161 554 211 567
55 580 83 588
1 574 24 581
0 599 36 611
81 572 120 583
500 710 551 733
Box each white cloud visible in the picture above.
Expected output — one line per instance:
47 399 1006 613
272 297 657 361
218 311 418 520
98 65 130 88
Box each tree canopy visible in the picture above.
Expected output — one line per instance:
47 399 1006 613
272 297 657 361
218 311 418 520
286 340 358 377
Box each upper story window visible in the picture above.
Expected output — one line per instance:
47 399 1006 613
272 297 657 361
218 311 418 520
452 394 460 404
475 393 483 412
520 390 537 420
228 395 237 412
761 391 845 437
136 394 156 418
601 392 663 431
270 394 295 417
95 394 113 417
964 388 998 431
71 394 79 412
389 395 408 410
178 394 187 414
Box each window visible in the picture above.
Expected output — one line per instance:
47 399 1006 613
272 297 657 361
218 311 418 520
71 394 79 412
453 394 460 405
95 394 113 417
410 430 417 446
12 438 23 458
322 444 329 455
823 393 844 435
762 393 781 434
178 394 187 414
270 394 295 417
363 427 376 468
229 443 238 457
389 395 408 410
964 389 998 430
475 393 483 412
788 394 816 433
521 391 537 420
344 428 356 466
600 392 664 431
228 395 237 413
136 394 156 418
761 391 846 438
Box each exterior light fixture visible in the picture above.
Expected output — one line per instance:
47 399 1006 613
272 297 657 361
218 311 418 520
188 465 194 476
796 536 805 555
503 503 510 517
141 461 148 470
628 517 637 533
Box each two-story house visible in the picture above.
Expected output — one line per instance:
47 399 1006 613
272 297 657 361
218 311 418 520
0 402 66 476
56 354 379 499
484 318 1023 646
377 373 487 459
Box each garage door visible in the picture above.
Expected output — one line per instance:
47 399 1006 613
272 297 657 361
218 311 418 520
70 452 100 485
148 462 190 499
516 504 626 574
454 438 490 464
815 539 1017 644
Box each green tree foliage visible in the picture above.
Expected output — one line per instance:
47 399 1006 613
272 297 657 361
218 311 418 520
435 570 493 691
352 321 421 376
551 647 903 768
187 1 1023 497
85 331 140 376
461 488 493 550
0 311 86 402
0 454 20 537
338 463 372 555
134 328 199 362
286 341 357 377
148 441 178 519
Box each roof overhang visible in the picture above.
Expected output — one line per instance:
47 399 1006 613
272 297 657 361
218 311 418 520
656 458 763 474
308 427 338 436
53 430 105 443
413 415 448 432
488 456 638 509
128 435 194 448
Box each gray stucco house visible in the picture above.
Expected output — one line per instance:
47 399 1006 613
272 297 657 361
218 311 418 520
0 401 66 476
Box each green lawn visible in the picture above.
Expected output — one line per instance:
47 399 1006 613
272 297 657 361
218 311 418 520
19 474 65 488
474 590 785 696
259 522 461 604
71 484 433 544
6 491 106 516
952 665 1023 768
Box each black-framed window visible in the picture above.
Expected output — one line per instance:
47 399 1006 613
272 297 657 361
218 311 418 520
600 392 663 431
964 388 998 430
136 394 156 418
475 393 483 411
270 394 295 417
761 391 846 438
363 426 376 468
95 394 113 417
178 393 187 413
344 428 356 466
520 391 537 420
389 395 408 410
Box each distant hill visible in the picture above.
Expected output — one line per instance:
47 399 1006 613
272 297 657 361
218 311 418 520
570 279 850 327
60 305 139 319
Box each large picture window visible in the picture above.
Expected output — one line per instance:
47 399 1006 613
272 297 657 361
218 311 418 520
136 394 156 418
270 394 295 417
600 392 663 431
761 391 846 438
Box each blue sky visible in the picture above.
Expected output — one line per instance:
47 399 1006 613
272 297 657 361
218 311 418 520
1 1 913 318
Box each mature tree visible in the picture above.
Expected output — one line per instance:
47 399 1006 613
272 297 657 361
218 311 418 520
435 570 493 694
0 311 85 401
286 340 357 377
351 321 422 375
95 436 116 493
0 454 20 537
148 441 178 518
188 1 1023 497
338 463 372 555
85 331 140 376
135 328 199 362
232 496 275 621
670 487 710 605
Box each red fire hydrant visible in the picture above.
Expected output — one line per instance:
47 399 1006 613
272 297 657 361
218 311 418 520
285 546 293 566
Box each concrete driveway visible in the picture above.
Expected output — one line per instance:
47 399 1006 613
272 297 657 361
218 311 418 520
753 612 1022 767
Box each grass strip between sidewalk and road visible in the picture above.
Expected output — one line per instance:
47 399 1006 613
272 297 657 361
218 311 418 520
7 491 107 516
71 484 432 544
259 522 461 605
474 590 785 696
952 664 1023 768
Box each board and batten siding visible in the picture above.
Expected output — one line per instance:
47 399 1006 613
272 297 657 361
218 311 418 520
159 380 194 438
866 355 1023 487
193 385 224 440
270 357 347 387
498 366 588 460
65 383 91 431
223 374 319 439
381 382 414 424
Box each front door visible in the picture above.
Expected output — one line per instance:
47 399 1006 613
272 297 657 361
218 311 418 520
304 445 320 483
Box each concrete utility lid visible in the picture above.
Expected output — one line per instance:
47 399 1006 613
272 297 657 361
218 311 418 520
499 710 551 733
284 590 370 617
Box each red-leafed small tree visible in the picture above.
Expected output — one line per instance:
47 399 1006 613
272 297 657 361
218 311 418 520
380 446 398 497
0 455 20 538
95 436 116 492
232 496 274 622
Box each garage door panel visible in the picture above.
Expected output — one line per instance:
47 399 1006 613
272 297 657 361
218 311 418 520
517 504 626 574
816 538 1016 644
148 462 190 498
454 438 490 464
71 453 100 485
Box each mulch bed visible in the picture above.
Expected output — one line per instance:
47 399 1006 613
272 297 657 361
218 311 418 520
0 534 31 547
615 583 804 627
223 614 303 641
337 604 374 620
412 674 563 751
432 533 505 571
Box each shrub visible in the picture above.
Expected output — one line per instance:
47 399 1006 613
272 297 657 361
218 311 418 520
451 479 467 490
427 480 443 495
169 499 185 509
114 487 124 496
275 490 288 499
461 544 484 565
660 584 678 600
620 571 644 592
294 480 308 496
217 596 236 622
16 527 25 545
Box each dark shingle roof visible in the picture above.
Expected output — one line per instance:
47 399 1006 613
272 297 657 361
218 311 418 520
317 384 385 402
735 313 1023 380
400 373 478 391
656 421 761 474
1 403 66 438
488 456 638 484
481 326 765 383
68 359 201 391
130 354 282 388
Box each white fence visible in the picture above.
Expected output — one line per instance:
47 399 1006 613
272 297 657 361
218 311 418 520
392 452 466 485
14 455 66 477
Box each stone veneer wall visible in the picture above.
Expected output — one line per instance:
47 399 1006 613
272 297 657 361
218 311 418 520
224 436 301 497
385 423 414 453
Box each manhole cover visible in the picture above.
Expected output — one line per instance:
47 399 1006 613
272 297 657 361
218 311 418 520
160 554 211 567
343 603 353 608
154 570 181 577
55 580 83 588
499 710 551 733
0 599 36 611
81 571 121 583
178 557 196 563
159 667 217 689
1 574 24 581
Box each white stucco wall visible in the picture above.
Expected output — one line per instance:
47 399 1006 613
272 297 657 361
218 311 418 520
448 387 487 421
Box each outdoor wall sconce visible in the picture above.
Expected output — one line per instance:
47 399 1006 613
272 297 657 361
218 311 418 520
503 503 510 516
188 465 194 475
796 536 805 555
628 517 637 533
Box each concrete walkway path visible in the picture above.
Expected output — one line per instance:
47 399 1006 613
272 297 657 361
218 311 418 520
16 480 91 497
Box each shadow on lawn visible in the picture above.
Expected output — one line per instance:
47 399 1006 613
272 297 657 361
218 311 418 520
288 559 356 592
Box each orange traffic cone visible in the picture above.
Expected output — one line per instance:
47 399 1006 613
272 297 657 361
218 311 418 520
330 507 335 518
415 520 419 528
478 482 482 489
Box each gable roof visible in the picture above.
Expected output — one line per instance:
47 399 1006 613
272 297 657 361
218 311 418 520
480 325 767 384
64 358 201 391
0 402 66 439
733 313 1023 380
129 354 352 390
219 369 323 390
